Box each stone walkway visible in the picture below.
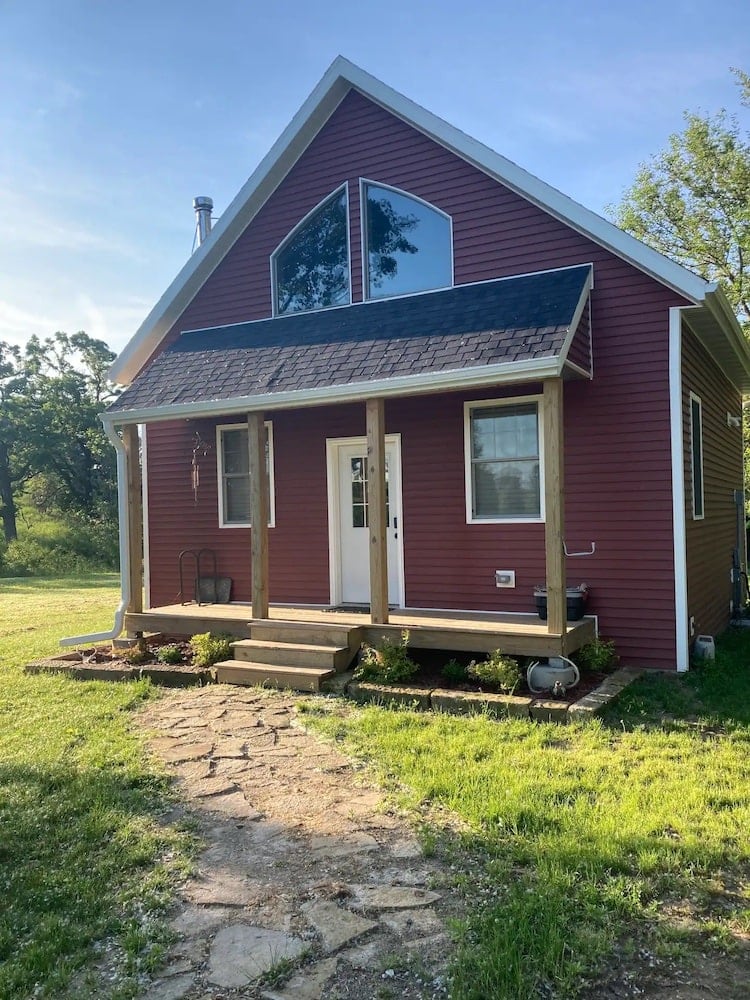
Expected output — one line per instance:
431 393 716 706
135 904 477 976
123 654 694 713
137 686 460 999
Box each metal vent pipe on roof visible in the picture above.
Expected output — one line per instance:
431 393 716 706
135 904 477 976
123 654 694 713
193 196 213 246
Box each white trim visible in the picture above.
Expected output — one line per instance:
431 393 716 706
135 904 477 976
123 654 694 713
689 391 705 521
141 424 151 609
105 357 559 427
215 421 276 528
358 177 454 302
270 182 351 317
325 434 405 608
563 360 592 380
669 307 689 673
62 422 130 645
463 394 545 524
109 56 734 387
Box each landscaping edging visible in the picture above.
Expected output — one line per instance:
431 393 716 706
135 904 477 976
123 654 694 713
25 653 213 686
347 667 644 722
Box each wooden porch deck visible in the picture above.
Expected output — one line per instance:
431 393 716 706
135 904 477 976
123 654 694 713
124 603 596 658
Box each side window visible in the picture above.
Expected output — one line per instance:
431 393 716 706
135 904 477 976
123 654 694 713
272 187 350 315
217 423 275 527
362 182 452 300
465 400 543 522
690 393 704 519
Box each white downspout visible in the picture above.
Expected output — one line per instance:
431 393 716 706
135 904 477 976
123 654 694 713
60 419 131 645
669 306 690 672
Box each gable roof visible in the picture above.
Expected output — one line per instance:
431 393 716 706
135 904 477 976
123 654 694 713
110 56 748 389
106 265 592 423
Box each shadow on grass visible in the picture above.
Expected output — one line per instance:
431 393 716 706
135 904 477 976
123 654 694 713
0 758 191 998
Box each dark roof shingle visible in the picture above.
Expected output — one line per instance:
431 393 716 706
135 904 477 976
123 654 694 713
108 265 590 414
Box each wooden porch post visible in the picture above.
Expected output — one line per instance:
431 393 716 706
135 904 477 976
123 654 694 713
122 424 143 615
247 411 269 619
542 379 566 636
366 397 389 624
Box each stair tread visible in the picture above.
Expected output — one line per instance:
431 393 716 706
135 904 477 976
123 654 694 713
215 659 335 677
235 639 347 654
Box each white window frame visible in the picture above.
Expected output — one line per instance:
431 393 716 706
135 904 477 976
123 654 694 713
689 391 705 520
359 178 454 303
270 183 351 317
464 395 545 524
216 422 276 528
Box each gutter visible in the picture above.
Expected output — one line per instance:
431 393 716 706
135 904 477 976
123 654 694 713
60 420 130 646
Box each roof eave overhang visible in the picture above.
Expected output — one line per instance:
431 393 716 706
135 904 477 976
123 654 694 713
103 356 561 426
109 56 715 388
683 285 750 394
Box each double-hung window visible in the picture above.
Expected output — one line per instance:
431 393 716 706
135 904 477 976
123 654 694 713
217 423 275 527
465 398 543 522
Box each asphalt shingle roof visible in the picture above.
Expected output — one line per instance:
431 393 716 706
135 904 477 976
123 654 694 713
108 265 590 413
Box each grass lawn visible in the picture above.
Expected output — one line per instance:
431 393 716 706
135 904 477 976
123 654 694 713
303 634 750 999
0 576 194 1000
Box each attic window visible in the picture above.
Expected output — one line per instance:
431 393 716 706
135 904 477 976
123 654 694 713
362 181 452 300
272 186 350 315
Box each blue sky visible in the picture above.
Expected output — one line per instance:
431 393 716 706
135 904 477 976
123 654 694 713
1 0 748 355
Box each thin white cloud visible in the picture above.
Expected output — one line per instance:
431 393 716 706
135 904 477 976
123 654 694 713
0 299 63 346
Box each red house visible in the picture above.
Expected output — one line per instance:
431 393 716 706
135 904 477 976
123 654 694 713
101 57 750 684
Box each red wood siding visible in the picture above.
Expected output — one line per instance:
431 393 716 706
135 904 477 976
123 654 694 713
683 326 743 643
142 88 692 669
565 299 592 376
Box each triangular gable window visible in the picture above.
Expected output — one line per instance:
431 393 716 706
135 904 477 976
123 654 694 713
272 185 350 316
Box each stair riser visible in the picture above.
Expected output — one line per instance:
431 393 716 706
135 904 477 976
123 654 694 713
214 663 331 693
232 645 347 670
250 622 363 647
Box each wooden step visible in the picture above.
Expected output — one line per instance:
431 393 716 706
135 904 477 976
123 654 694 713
214 659 335 693
231 638 350 670
250 618 363 648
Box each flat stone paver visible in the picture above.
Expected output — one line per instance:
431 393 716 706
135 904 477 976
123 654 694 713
261 957 339 1000
349 884 442 909
302 900 378 952
207 924 307 986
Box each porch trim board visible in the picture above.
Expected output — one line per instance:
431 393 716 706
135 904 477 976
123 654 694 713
123 603 596 660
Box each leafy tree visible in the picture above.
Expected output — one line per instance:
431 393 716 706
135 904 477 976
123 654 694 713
613 69 750 329
0 332 118 542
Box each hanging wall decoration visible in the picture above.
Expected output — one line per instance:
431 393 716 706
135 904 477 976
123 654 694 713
190 430 211 505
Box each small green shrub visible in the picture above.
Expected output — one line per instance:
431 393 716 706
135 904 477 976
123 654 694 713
154 643 184 665
189 631 233 667
575 638 618 672
441 658 469 684
467 651 520 691
354 630 418 685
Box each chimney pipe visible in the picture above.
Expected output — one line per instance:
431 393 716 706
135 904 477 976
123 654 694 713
193 196 213 247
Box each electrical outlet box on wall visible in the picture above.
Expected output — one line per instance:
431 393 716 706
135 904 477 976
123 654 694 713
495 570 516 588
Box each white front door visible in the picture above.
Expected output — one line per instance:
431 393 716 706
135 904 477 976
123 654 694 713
328 437 404 607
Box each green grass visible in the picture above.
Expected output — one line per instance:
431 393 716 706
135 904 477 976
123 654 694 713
0 576 195 999
304 635 750 999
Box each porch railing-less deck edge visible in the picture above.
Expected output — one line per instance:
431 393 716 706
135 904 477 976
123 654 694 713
123 603 596 658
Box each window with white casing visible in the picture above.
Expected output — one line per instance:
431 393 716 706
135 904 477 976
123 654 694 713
362 181 452 300
465 398 544 522
217 423 275 528
272 186 350 315
690 393 704 520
